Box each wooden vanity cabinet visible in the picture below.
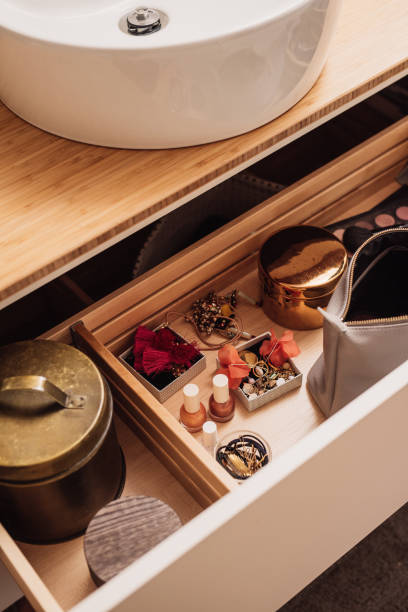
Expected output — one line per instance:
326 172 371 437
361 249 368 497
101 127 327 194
0 1 407 608
1 111 407 612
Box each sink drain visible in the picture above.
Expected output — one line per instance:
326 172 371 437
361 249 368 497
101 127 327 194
126 8 161 35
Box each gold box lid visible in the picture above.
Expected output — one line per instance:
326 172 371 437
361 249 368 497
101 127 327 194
259 225 347 300
0 340 109 482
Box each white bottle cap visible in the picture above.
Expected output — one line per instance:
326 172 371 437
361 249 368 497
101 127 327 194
202 421 218 449
213 374 229 403
183 383 200 413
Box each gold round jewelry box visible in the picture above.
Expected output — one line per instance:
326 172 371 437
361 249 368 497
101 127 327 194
259 225 347 329
0 340 124 543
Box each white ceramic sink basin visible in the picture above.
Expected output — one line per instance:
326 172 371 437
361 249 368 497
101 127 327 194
0 0 341 148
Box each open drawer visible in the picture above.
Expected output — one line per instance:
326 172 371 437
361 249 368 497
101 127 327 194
1 117 407 612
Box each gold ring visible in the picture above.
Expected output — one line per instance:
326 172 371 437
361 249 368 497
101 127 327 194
252 360 269 378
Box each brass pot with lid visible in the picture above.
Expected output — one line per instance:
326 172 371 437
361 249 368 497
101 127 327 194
259 225 347 329
0 340 125 543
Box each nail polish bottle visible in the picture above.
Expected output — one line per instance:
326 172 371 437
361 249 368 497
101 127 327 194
180 384 207 433
208 374 235 422
202 421 218 454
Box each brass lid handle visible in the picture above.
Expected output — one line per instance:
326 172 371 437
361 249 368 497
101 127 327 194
0 375 85 411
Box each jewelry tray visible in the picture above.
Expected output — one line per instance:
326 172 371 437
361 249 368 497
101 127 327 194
232 332 302 412
118 327 206 403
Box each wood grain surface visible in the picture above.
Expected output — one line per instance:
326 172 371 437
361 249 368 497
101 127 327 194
1 0 407 306
84 496 182 586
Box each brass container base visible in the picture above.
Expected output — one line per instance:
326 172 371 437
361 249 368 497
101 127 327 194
8 448 126 545
258 225 347 330
261 293 330 330
0 419 125 544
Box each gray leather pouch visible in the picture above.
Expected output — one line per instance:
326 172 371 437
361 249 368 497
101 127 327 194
308 227 408 417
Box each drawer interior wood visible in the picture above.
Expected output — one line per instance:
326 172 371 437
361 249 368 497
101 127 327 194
23 228 399 610
1 117 407 612
41 114 407 505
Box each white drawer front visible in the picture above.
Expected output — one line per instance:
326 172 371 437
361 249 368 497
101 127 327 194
70 361 408 612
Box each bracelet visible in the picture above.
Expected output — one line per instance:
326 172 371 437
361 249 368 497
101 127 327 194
216 434 269 480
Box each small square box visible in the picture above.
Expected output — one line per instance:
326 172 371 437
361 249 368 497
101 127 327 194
119 327 206 403
232 332 302 412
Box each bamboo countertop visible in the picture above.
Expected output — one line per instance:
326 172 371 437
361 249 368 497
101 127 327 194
1 0 407 308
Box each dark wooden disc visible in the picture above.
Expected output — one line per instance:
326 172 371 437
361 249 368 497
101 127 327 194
84 495 182 585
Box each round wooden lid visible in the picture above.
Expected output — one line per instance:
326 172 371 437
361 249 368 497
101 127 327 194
84 495 182 585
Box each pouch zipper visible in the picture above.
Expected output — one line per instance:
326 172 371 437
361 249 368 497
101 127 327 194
340 227 408 326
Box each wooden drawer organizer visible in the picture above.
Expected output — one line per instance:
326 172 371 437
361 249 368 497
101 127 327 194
1 117 407 612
